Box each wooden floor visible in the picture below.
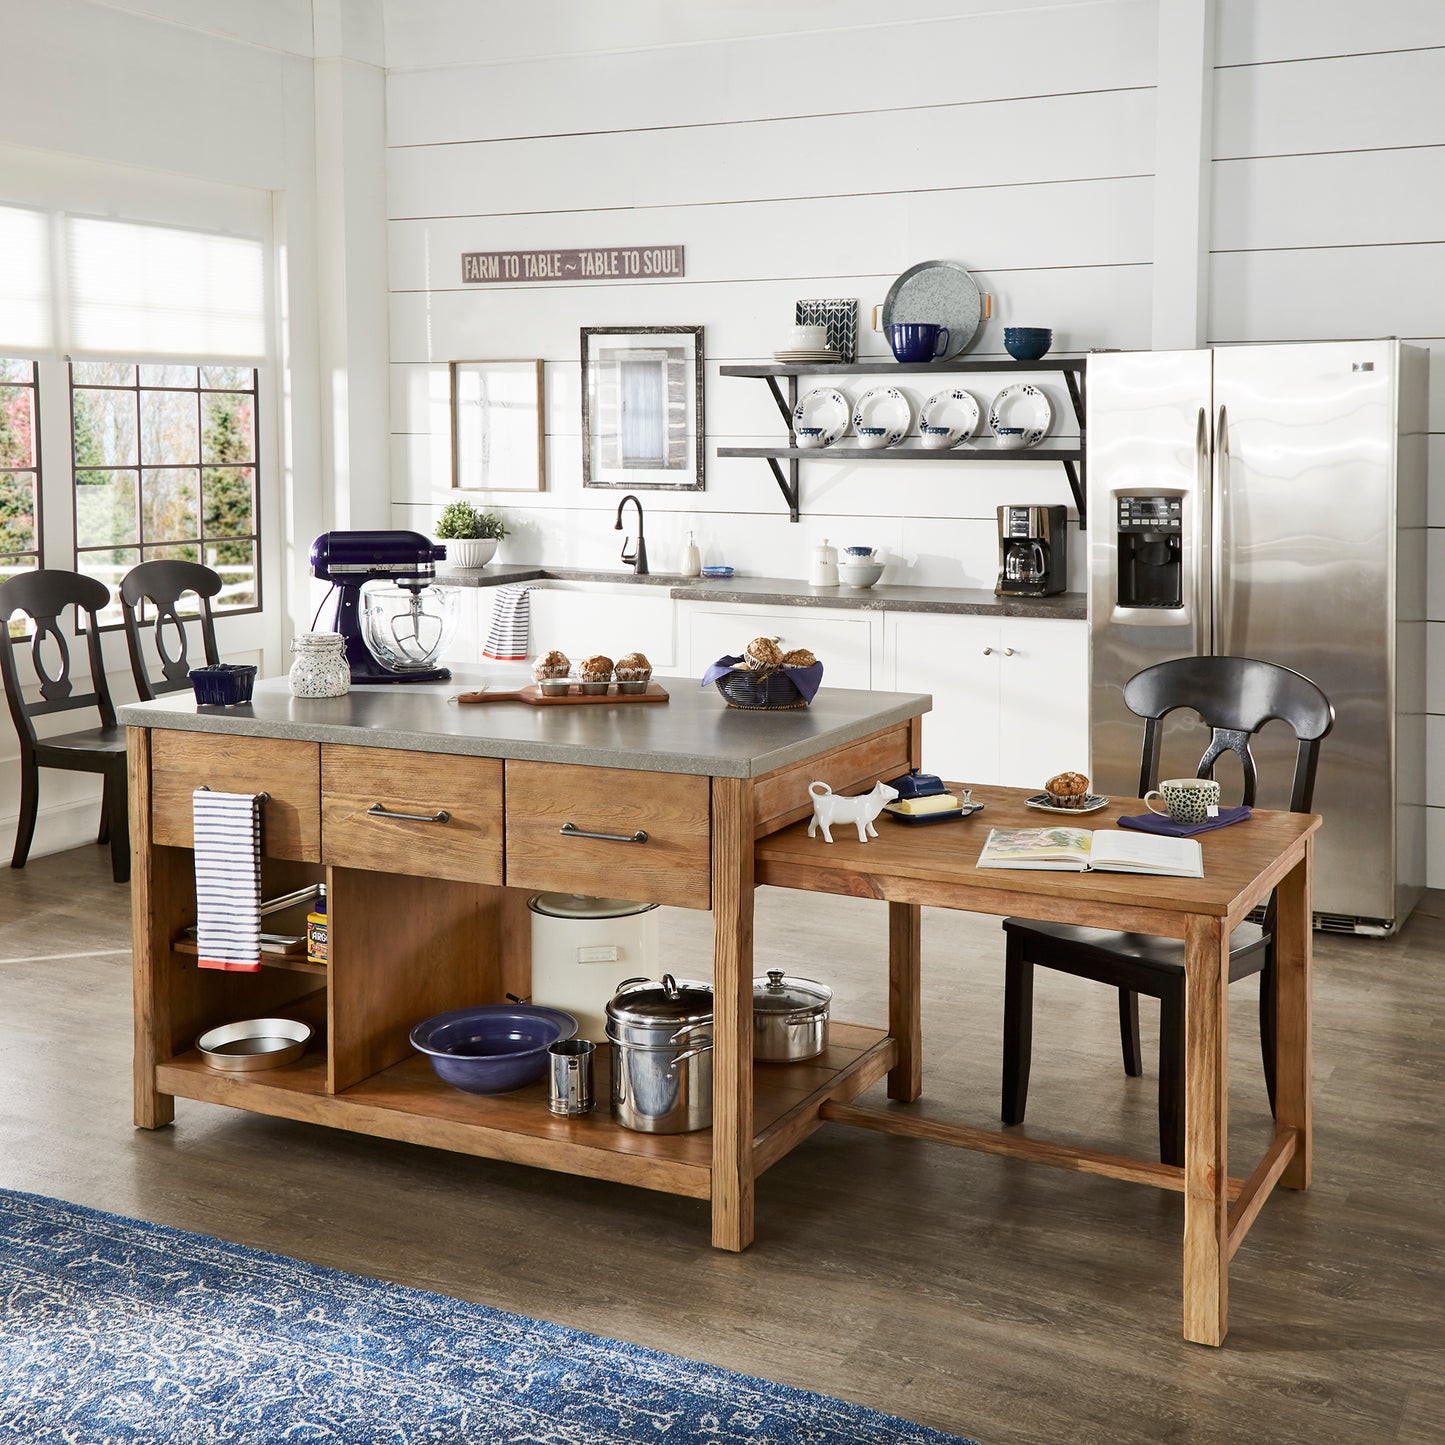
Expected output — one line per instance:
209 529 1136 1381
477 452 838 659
2 844 1442 1444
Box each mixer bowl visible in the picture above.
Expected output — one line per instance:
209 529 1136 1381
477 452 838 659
359 583 460 672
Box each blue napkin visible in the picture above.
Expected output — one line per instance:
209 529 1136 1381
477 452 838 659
699 655 825 703
1118 805 1252 838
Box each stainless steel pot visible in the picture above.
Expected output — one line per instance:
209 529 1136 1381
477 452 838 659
606 974 713 1134
753 969 831 1062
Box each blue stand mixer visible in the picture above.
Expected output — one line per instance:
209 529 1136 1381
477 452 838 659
309 530 454 684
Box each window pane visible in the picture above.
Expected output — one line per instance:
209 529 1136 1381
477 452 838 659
0 386 35 467
0 359 34 384
73 388 137 467
141 467 199 542
75 469 139 548
76 547 138 623
206 540 256 610
202 365 252 390
141 389 199 464
144 542 200 564
0 470 37 552
139 364 198 388
202 392 254 464
72 362 135 386
202 465 254 538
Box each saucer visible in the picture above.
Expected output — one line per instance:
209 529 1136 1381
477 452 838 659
1024 792 1109 815
851 387 912 446
988 384 1052 446
792 387 851 446
920 388 981 446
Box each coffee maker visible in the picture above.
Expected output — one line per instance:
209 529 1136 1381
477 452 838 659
995 505 1068 597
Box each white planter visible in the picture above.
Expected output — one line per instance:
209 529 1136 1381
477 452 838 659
439 537 498 569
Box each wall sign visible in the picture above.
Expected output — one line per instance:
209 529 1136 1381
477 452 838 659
461 246 685 284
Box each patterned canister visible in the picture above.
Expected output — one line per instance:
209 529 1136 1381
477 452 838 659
289 631 351 698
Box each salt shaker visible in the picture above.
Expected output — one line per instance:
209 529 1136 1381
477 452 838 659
289 631 351 698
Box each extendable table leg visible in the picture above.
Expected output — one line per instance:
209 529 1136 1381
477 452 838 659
1273 840 1313 1190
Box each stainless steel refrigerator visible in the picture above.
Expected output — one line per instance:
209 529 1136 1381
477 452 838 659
1087 340 1428 934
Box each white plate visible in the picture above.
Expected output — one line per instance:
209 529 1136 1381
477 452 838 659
988 384 1052 446
851 387 912 446
920 388 981 446
792 387 851 445
1024 792 1110 815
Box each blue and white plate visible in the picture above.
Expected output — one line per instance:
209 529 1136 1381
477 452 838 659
1024 791 1109 815
851 387 912 446
920 388 981 446
988 384 1052 447
792 387 850 446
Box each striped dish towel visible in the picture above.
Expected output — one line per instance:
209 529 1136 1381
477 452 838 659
192 789 263 972
482 584 538 661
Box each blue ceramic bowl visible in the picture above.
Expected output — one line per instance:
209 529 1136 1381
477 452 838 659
410 1005 577 1094
1004 327 1053 362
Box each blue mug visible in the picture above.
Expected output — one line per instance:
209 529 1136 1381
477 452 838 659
886 322 950 363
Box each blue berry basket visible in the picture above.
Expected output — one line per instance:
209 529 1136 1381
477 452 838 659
190 663 258 706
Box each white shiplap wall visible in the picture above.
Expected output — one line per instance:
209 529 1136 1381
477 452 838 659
384 0 1157 591
1209 0 1445 885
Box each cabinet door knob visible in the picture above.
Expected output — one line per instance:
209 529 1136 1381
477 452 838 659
1002 647 1016 657
982 646 993 656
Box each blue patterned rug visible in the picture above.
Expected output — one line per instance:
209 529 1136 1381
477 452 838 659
0 1189 977 1444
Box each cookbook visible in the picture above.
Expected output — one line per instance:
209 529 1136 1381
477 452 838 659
976 826 1204 877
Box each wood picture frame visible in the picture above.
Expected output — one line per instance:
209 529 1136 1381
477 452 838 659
581 326 704 491
450 359 545 492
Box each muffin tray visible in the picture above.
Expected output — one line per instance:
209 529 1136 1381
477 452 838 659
454 682 670 706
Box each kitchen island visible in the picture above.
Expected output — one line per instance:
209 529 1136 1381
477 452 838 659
122 672 929 1253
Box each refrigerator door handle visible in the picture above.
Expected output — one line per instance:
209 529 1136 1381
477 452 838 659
1195 406 1211 658
1212 404 1230 655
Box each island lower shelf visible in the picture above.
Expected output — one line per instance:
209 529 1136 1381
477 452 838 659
154 1022 895 1200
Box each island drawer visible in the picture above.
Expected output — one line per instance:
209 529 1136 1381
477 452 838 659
149 732 321 861
504 761 711 910
321 745 503 884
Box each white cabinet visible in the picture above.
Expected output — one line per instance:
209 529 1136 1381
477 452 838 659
683 603 878 689
888 614 1087 787
518 583 681 673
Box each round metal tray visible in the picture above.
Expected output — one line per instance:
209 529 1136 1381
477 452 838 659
196 1017 312 1072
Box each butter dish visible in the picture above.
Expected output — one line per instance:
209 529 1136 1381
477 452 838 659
886 769 947 800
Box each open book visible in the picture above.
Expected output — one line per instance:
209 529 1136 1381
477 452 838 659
977 826 1204 878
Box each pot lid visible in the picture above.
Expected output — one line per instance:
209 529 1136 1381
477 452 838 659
607 973 713 1026
753 969 832 1015
528 893 659 920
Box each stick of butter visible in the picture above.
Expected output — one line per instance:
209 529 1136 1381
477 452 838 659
891 792 960 815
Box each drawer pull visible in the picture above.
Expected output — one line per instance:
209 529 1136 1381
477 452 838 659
367 802 450 824
560 821 648 844
198 786 270 803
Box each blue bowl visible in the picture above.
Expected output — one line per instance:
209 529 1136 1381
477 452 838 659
1004 327 1053 362
410 1005 577 1094
190 664 258 706
700 565 734 578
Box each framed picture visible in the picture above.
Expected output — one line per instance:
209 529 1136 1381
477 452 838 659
451 359 545 491
581 326 704 491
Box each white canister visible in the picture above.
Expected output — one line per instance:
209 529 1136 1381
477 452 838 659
809 538 839 588
528 893 660 1042
289 631 351 698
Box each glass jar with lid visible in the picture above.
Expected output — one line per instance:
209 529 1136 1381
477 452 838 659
289 631 351 698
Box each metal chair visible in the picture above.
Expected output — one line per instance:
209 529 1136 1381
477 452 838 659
1000 656 1334 1165
119 559 223 701
0 570 129 882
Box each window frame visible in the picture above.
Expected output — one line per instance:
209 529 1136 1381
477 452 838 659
0 358 45 589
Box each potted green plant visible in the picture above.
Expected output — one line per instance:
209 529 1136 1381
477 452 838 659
434 500 508 568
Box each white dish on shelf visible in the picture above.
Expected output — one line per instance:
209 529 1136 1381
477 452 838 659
850 387 912 447
988 384 1052 447
920 388 981 447
792 387 851 446
1024 792 1110 815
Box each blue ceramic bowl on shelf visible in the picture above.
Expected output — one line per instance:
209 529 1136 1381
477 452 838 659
410 1005 577 1094
1004 327 1053 362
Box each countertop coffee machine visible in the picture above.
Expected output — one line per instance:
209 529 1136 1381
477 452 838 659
995 505 1067 597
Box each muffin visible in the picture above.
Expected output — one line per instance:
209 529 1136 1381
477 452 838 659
532 649 572 695
1044 770 1091 809
614 651 653 693
578 653 614 695
780 647 817 669
744 636 783 671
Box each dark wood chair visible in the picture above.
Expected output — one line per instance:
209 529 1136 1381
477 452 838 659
0 570 129 883
1000 655 1334 1165
119 560 223 701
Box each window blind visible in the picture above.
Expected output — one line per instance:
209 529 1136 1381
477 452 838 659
0 204 54 356
65 216 266 363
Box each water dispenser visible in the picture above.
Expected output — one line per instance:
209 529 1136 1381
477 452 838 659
1115 495 1183 609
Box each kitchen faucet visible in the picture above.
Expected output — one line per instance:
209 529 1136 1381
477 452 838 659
614 494 649 576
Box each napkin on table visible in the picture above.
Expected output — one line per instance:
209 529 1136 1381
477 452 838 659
1117 805 1252 838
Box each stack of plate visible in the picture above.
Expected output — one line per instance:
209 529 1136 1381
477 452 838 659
773 349 841 364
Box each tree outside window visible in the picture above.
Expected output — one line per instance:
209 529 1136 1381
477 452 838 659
0 359 41 636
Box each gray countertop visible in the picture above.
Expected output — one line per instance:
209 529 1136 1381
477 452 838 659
439 565 1085 621
119 670 931 778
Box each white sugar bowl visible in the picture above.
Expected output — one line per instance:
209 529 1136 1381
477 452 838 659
289 631 351 698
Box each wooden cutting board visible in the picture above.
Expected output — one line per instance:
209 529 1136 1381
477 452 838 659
454 681 670 706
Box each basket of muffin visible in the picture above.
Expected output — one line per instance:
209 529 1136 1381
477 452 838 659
703 636 825 710
531 649 655 697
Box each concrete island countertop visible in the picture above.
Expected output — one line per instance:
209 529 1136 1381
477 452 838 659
118 671 931 779
438 565 1086 621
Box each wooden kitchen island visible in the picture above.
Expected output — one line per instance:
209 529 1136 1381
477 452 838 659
123 673 930 1256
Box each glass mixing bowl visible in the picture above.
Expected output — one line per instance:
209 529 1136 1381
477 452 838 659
359 583 460 672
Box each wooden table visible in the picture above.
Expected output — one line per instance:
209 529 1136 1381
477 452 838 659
753 783 1320 1347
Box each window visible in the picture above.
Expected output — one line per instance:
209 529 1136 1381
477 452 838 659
0 358 41 591
71 363 260 625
